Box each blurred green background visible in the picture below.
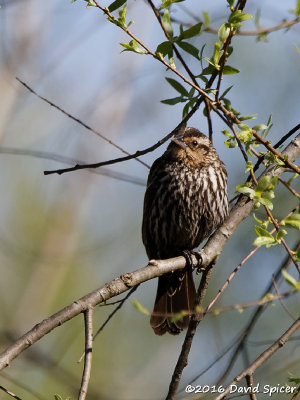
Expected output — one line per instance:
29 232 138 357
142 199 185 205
0 0 299 399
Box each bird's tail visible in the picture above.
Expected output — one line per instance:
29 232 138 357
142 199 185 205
150 270 196 335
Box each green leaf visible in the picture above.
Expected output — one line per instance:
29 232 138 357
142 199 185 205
161 96 185 105
282 269 300 290
236 184 256 198
170 310 188 323
220 85 233 99
245 161 253 172
253 235 275 247
118 5 127 27
108 0 127 12
218 23 231 43
224 139 237 148
293 43 300 55
275 228 287 242
253 213 263 224
288 373 300 385
228 10 253 24
82 0 96 6
289 0 300 15
253 124 268 131
258 196 273 209
222 129 234 138
162 9 173 36
227 0 235 7
156 41 173 58
201 64 216 76
222 65 240 74
295 244 300 262
131 299 150 315
282 213 300 230
203 11 210 27
213 42 222 66
199 43 206 62
255 176 271 195
160 0 185 9
239 114 257 121
177 41 199 59
169 56 176 69
120 39 146 54
182 101 190 119
165 77 189 96
255 225 274 239
181 22 203 39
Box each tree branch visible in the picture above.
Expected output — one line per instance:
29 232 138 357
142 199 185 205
16 78 150 170
78 307 94 400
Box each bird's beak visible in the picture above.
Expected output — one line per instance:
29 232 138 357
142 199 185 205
172 135 187 150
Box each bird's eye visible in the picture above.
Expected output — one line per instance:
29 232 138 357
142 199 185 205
191 140 198 147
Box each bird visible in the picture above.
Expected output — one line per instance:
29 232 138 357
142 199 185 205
142 127 229 335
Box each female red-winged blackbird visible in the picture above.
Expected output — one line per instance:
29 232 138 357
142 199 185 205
142 127 229 335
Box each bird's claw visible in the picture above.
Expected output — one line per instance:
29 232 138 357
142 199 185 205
182 250 203 273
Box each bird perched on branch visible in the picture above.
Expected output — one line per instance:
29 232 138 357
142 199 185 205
142 127 229 335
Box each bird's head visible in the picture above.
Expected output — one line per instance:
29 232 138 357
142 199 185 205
167 127 217 168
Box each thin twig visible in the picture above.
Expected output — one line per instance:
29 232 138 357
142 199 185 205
147 0 200 88
204 98 213 142
94 286 138 340
247 123 300 181
43 97 202 175
231 124 249 163
215 30 234 101
78 307 93 400
210 289 296 315
272 276 296 320
16 77 150 169
245 374 257 400
278 177 300 197
0 385 22 400
205 247 258 313
251 130 300 175
217 98 300 175
213 317 300 400
92 1 214 102
177 337 238 394
274 123 300 149
78 286 138 362
172 11 300 37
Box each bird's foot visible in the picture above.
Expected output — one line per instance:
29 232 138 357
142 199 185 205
182 250 203 274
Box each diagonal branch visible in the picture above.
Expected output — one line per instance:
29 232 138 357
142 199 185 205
0 385 22 400
16 78 149 170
